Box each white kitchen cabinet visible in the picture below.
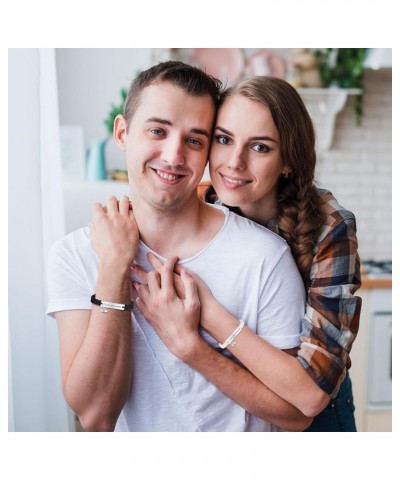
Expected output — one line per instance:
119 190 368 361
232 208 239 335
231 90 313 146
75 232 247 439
298 88 361 152
351 283 392 432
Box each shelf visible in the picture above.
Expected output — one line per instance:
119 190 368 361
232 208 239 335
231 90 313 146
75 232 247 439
298 88 362 151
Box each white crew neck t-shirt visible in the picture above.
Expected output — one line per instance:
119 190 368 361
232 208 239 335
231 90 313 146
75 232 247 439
47 205 305 431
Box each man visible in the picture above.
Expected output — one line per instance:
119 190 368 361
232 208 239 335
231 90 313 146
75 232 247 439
47 61 311 432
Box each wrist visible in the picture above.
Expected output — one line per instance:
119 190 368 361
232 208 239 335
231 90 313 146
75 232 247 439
200 298 225 332
172 334 205 363
96 263 132 304
201 301 242 344
98 260 132 278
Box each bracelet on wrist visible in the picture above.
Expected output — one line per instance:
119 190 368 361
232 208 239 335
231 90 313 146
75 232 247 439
90 294 133 314
218 320 245 349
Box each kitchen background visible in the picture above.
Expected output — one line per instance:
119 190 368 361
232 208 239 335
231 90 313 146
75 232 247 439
8 48 392 433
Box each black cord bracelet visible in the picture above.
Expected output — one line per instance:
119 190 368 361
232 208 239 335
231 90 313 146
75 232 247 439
91 294 134 313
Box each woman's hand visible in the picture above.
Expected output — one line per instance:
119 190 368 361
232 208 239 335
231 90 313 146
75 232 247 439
90 195 139 269
133 257 202 360
133 254 186 298
134 253 221 331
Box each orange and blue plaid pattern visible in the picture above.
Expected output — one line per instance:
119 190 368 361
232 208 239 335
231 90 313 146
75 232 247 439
297 190 361 397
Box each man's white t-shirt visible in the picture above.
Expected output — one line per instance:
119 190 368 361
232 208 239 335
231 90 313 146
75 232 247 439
47 205 305 431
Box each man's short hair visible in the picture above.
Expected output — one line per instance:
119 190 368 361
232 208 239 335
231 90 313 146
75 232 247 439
124 61 222 128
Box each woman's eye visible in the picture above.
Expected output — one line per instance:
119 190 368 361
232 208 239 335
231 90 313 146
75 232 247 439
216 135 231 145
253 143 271 153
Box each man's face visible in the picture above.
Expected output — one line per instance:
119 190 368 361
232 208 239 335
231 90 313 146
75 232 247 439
115 81 215 212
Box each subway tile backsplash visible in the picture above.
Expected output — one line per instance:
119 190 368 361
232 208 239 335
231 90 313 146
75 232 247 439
315 69 392 261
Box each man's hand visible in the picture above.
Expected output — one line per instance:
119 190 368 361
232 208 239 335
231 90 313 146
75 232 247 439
134 257 202 360
90 195 139 268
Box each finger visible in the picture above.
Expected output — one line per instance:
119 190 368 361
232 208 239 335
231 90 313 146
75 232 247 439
147 252 165 273
106 195 118 215
128 209 138 227
118 195 130 216
160 256 179 296
133 281 149 297
135 295 150 318
131 264 149 284
181 269 199 309
134 284 151 315
92 202 105 218
147 270 161 293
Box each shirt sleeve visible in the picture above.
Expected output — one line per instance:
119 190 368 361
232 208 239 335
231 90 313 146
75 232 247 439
256 246 306 350
46 231 95 316
296 214 362 397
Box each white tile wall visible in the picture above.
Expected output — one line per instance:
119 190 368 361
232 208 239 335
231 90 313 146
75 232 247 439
315 69 392 261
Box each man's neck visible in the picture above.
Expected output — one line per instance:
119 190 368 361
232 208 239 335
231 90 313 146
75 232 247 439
132 194 224 260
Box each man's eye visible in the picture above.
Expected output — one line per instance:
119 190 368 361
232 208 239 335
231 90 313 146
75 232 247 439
187 138 201 146
150 128 164 136
253 143 271 153
216 135 231 145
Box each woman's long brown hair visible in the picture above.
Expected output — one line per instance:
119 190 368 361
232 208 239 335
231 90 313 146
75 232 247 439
220 77 324 284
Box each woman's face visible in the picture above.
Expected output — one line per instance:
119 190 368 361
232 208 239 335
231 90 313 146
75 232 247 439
210 94 288 220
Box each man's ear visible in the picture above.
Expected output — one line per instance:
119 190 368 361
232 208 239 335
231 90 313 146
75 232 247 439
114 114 128 151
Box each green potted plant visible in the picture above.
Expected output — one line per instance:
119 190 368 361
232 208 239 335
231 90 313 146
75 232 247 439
314 48 369 124
104 87 128 136
103 87 128 181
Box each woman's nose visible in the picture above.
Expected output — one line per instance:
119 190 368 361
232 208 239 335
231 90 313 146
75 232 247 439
226 147 246 171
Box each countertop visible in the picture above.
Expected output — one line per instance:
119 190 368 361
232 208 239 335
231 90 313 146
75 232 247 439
360 275 392 289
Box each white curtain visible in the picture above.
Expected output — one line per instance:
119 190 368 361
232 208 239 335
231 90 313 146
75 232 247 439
8 48 72 431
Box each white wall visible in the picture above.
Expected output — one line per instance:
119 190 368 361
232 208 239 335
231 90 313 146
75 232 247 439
56 48 153 171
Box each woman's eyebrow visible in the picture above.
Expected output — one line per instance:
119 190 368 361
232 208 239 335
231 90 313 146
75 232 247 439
249 135 278 143
214 126 233 136
215 126 277 143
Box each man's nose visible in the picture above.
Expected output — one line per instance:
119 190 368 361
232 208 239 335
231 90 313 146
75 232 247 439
160 137 185 167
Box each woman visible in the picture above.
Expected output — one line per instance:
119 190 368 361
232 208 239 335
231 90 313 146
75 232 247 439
136 76 362 431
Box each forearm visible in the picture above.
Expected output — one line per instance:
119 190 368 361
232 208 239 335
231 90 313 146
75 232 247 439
63 264 133 431
180 337 312 431
202 302 329 417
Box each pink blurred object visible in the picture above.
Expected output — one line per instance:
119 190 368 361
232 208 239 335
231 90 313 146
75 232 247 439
245 50 286 79
191 48 245 85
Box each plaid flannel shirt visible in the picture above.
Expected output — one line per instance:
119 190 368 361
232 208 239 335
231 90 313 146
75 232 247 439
296 189 361 397
200 183 362 398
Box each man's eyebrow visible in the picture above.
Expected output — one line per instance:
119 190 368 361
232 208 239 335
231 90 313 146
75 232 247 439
215 125 278 143
191 128 210 139
146 117 210 139
146 117 172 126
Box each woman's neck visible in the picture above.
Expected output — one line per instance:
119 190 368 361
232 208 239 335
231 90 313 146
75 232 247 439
236 199 278 228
